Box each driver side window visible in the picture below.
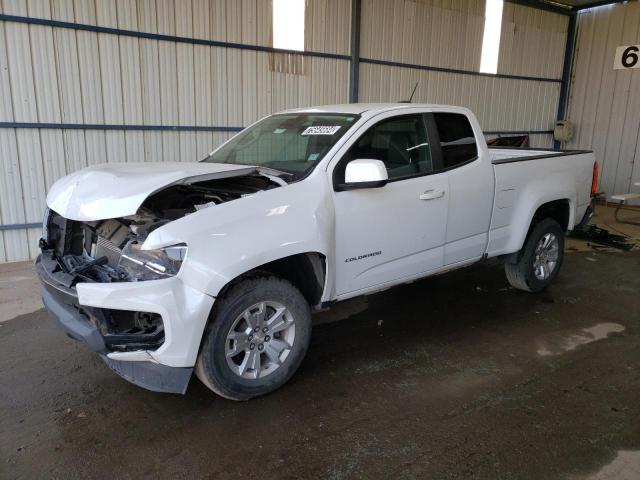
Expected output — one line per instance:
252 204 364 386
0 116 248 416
344 115 432 180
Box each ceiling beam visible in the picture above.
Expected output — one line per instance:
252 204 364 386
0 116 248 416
506 0 627 15
504 0 574 16
575 0 626 11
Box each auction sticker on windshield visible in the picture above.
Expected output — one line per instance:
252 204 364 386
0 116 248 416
302 126 342 135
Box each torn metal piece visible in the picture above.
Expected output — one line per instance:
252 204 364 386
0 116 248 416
570 225 634 251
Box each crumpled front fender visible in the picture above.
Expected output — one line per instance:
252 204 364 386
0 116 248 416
144 175 334 299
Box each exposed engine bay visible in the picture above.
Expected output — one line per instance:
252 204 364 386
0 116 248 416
42 173 281 287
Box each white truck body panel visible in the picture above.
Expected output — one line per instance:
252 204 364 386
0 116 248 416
488 150 593 256
77 277 214 367
327 105 495 297
143 176 335 300
46 162 255 222
40 103 596 369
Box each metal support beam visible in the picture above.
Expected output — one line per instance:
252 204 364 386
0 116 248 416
505 0 625 16
575 0 625 11
349 0 361 103
0 223 41 231
554 12 578 149
0 122 243 132
504 0 573 16
360 57 561 83
484 130 554 135
0 14 350 61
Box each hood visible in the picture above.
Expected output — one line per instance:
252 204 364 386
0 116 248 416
47 162 257 221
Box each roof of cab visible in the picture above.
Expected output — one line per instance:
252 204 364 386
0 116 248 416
281 103 455 115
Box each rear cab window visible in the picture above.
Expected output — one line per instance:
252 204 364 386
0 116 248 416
430 112 478 169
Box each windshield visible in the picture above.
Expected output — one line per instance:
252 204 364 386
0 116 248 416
203 113 359 180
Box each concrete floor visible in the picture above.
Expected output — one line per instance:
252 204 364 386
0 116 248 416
1 206 639 479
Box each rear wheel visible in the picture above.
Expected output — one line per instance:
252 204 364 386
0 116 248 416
505 218 564 293
195 275 311 400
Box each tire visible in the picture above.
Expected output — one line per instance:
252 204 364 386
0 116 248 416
505 218 565 293
195 274 311 400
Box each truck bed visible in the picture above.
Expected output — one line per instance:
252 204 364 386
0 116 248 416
489 147 593 165
486 147 596 258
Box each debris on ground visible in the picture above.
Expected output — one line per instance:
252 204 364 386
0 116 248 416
570 225 634 251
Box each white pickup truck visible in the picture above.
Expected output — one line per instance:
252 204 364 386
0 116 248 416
37 103 597 399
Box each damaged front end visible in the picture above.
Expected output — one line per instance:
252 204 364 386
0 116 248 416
37 169 281 359
42 208 187 288
42 173 280 287
38 207 173 353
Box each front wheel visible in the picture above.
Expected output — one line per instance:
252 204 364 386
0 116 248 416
195 275 311 400
505 218 565 293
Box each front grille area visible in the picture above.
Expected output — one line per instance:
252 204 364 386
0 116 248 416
43 209 181 284
95 235 123 266
91 308 165 352
39 253 166 352
39 210 166 352
44 211 127 284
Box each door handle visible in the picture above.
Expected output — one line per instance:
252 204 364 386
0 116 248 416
419 189 445 201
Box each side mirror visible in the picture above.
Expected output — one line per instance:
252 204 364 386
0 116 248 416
338 159 388 191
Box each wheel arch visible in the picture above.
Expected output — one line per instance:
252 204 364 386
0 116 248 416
530 199 571 232
214 252 327 310
500 198 571 264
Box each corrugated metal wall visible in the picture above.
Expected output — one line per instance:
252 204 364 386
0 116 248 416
358 0 568 148
0 0 351 262
0 0 572 263
566 1 640 199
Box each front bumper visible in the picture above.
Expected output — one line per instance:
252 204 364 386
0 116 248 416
36 254 215 394
39 280 107 353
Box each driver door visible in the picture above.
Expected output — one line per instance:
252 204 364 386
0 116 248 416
331 113 449 297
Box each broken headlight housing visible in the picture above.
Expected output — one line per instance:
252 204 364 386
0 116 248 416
118 242 187 281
